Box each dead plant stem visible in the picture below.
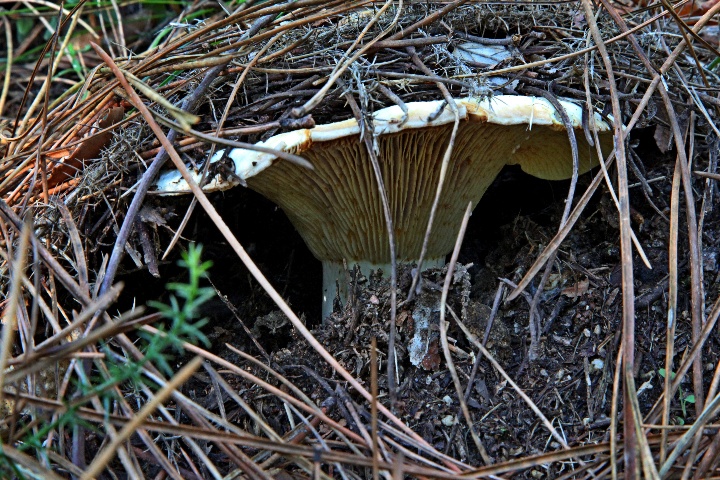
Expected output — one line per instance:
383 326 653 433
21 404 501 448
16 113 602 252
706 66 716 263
404 47 460 304
521 85 580 362
0 16 12 118
385 0 470 41
371 337 380 480
579 2 638 478
647 292 720 422
2 0 90 150
97 58 234 296
457 8 671 81
439 202 491 465
0 217 30 407
597 0 718 414
162 14 279 259
663 143 684 465
292 0 399 117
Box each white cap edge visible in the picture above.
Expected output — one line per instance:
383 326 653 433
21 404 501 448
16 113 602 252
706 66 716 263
154 95 611 194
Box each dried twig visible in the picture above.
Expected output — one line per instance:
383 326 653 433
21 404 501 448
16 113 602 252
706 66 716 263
439 202 492 464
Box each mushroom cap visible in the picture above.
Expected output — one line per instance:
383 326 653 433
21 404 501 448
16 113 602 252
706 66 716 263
156 96 612 265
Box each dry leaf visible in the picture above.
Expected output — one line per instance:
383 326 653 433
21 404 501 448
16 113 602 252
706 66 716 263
562 278 589 298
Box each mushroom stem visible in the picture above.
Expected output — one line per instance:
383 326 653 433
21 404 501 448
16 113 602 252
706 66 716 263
322 258 446 319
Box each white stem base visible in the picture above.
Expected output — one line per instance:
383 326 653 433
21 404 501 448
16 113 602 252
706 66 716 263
321 258 446 320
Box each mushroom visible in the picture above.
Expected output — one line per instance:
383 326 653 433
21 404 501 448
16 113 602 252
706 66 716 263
156 96 612 319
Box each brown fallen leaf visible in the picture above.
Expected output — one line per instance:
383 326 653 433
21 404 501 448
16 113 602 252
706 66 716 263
562 278 589 298
47 105 125 188
421 338 441 371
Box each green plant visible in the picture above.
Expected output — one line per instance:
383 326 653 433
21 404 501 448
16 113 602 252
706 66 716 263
82 243 212 398
658 368 696 424
146 243 213 374
0 244 213 478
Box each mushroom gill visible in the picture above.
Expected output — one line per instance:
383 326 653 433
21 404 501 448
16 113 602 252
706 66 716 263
156 96 613 319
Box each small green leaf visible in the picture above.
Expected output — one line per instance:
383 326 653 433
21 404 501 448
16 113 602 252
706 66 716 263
16 17 34 38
